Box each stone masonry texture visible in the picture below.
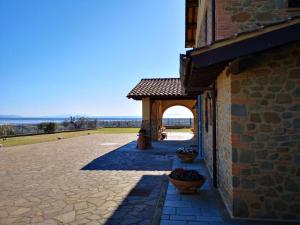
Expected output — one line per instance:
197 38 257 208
202 41 300 220
202 59 234 214
215 0 300 40
229 41 300 220
196 0 300 45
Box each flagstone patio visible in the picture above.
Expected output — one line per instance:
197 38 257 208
0 133 298 225
0 133 170 225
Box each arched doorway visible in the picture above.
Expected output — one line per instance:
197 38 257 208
161 105 194 140
149 99 198 141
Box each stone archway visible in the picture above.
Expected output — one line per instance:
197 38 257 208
162 105 195 141
150 99 197 141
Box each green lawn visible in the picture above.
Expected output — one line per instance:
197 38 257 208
0 128 191 147
166 128 192 132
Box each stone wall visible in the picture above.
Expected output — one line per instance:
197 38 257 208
202 92 213 174
215 0 300 40
216 69 233 212
202 69 233 211
202 41 300 220
230 41 300 220
197 0 214 47
206 0 213 45
195 0 300 46
196 0 208 47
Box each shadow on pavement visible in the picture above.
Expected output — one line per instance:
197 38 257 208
105 174 168 225
81 141 175 171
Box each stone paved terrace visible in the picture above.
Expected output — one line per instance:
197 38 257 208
0 133 174 225
160 156 299 225
0 133 298 225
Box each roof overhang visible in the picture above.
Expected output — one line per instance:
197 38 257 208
181 18 300 95
127 78 197 101
127 95 197 101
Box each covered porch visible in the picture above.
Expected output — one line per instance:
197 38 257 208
127 78 198 143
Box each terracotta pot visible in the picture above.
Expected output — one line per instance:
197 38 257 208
176 152 198 163
137 135 147 150
168 175 206 194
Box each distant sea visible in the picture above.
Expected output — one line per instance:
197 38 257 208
0 117 142 125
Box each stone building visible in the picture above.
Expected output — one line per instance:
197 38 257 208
185 0 300 48
128 0 300 222
180 0 300 221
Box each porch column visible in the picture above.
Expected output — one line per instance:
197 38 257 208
150 101 162 141
141 97 151 138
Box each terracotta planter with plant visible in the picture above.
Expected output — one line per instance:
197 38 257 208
168 168 206 194
137 128 148 150
176 147 198 163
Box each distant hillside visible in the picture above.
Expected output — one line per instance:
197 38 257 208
0 115 22 118
0 115 142 119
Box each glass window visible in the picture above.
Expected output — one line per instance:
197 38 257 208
288 0 300 8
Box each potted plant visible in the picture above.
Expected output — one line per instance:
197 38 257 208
137 128 148 150
159 126 167 140
168 168 206 194
176 147 198 163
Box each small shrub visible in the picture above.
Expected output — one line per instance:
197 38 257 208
176 147 197 155
38 122 57 134
65 117 97 130
138 128 146 135
87 120 97 129
0 125 15 138
62 120 70 128
169 168 204 181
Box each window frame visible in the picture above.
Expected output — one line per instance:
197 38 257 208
287 0 300 11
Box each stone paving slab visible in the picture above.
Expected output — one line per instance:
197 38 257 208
0 134 178 225
160 156 298 225
82 148 172 171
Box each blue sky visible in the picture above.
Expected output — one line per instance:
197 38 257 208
0 0 187 117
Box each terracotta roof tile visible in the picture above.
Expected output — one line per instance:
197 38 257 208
127 78 187 100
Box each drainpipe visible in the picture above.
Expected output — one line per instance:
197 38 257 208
211 83 217 188
197 95 203 158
